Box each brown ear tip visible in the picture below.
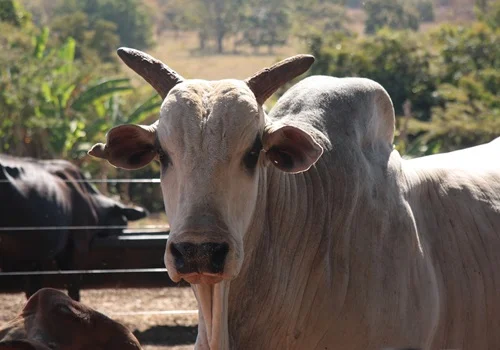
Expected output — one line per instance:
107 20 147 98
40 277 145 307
88 143 107 159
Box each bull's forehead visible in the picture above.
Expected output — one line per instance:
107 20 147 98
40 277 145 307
157 79 263 161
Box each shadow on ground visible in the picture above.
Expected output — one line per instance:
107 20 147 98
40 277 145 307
134 325 197 346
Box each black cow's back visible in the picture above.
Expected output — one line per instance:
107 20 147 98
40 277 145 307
0 155 72 269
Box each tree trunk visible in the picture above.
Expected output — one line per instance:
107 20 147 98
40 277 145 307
268 44 274 55
216 32 224 53
199 31 207 50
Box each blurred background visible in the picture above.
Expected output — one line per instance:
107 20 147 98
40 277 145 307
0 1 498 349
1 0 498 219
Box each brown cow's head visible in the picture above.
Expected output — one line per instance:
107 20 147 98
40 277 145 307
0 288 142 350
89 48 322 285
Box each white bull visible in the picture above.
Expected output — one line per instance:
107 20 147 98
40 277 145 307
89 48 500 350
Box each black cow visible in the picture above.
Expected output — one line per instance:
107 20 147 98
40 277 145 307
0 155 147 300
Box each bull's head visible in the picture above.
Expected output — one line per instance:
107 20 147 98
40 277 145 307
89 48 322 285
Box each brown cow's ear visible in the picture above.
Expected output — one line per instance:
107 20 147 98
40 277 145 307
245 54 315 105
88 123 157 170
263 125 323 173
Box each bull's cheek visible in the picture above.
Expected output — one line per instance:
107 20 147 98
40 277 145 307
226 184 259 236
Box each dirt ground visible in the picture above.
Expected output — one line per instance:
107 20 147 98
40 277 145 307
0 287 198 350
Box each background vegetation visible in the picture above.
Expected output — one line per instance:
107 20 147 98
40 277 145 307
1 0 498 214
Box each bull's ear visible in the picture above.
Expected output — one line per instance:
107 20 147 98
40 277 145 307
263 125 323 173
88 123 157 170
245 54 314 105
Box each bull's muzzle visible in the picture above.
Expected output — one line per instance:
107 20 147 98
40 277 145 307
169 242 230 284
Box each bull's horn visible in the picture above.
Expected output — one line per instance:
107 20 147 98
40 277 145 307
245 54 315 105
117 47 184 99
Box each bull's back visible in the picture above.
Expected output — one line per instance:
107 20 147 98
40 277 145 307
404 140 500 348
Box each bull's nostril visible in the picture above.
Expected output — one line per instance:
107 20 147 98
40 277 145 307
171 242 199 273
170 242 229 276
202 243 229 273
170 243 185 270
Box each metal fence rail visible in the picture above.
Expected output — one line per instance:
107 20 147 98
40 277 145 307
108 309 198 316
0 225 169 231
0 178 161 183
0 176 177 295
0 232 182 293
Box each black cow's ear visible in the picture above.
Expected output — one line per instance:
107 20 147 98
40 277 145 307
262 125 323 173
88 123 157 170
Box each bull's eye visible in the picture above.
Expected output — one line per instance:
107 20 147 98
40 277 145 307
243 136 262 171
158 148 171 169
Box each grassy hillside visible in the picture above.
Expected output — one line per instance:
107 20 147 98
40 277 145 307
146 32 303 80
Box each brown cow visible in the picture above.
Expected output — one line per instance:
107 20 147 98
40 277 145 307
0 288 142 350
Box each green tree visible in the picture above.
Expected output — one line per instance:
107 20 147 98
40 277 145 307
239 0 291 54
404 22 500 155
477 0 500 30
308 29 437 120
364 0 420 34
432 23 500 84
406 74 500 155
172 0 244 53
0 0 31 27
54 0 154 49
415 0 434 22
0 25 134 159
50 11 119 62
292 1 351 41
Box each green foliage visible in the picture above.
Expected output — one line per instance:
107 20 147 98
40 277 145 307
432 23 500 84
0 0 31 27
309 29 436 120
189 0 245 53
477 0 500 30
171 0 293 53
408 76 500 153
346 0 361 8
238 0 291 53
415 0 434 22
364 0 420 34
407 22 500 154
0 20 159 161
54 0 154 50
292 1 351 41
308 16 500 157
50 11 119 63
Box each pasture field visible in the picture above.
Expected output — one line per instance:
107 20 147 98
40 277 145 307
0 288 198 350
125 3 475 89
126 30 303 82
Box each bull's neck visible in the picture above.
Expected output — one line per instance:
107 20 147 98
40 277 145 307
228 158 363 346
229 151 427 348
240 156 365 283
